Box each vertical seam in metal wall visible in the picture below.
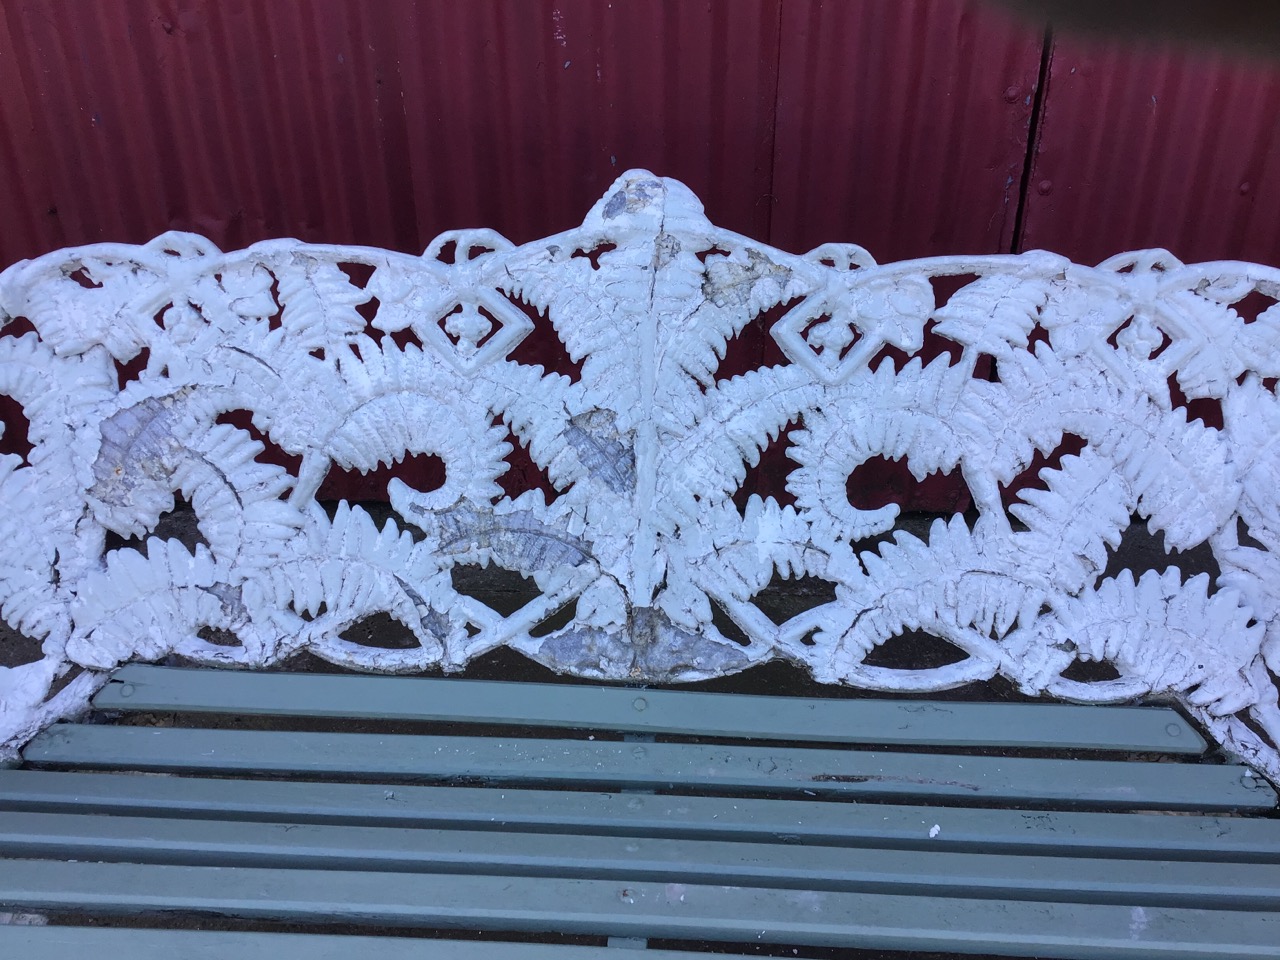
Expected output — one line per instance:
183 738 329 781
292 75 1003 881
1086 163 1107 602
1011 30 1055 253
763 0 785 244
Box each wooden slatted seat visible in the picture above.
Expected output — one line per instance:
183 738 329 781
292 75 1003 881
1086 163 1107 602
2 664 1279 958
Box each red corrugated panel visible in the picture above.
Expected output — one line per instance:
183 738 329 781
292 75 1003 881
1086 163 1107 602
391 0 783 247
1019 36 1280 266
769 0 1045 260
0 0 782 265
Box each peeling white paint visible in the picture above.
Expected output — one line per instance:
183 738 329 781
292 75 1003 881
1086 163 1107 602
1130 905 1149 940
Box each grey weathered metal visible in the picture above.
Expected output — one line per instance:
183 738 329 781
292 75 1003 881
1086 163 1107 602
1 171 1279 781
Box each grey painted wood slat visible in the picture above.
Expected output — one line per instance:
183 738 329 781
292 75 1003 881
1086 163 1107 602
0 926 731 960
23 724 1275 811
2 859 1278 959
2 809 1276 909
96 664 1208 753
3 769 1278 862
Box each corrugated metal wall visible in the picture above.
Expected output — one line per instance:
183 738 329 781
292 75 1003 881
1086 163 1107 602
770 0 1043 260
0 0 1056 264
2 0 1279 506
1021 33 1280 266
0 0 788 260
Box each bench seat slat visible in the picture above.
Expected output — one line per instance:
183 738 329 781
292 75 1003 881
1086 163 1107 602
23 724 1274 811
0 926 732 960
2 810 1276 909
2 859 1278 959
2 769 1277 862
95 665 1208 753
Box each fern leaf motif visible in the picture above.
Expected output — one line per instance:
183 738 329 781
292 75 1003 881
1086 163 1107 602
1 170 1278 781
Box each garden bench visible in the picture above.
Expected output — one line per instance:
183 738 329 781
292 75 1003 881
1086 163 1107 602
2 170 1280 956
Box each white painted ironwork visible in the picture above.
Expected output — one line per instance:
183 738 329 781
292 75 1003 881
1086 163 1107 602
1 171 1278 780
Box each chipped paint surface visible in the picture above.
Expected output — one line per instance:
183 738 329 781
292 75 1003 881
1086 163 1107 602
2 171 1280 783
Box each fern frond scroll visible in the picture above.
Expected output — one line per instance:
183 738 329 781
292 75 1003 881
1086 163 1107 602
2 171 1278 781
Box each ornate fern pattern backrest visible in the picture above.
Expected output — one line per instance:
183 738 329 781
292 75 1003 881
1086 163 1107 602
1 170 1279 779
